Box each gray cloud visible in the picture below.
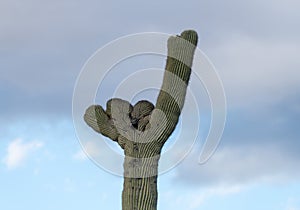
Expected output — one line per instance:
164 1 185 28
170 93 300 186
1 0 299 115
207 35 300 109
223 94 300 144
1 1 300 187
173 143 300 187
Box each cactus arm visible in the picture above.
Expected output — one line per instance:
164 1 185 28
84 98 133 148
84 104 119 141
154 30 198 144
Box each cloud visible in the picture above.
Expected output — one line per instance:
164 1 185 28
1 0 300 121
161 185 242 210
188 185 242 209
174 144 300 187
73 149 88 161
2 138 43 169
73 141 102 161
1 0 299 190
207 34 300 109
286 197 300 210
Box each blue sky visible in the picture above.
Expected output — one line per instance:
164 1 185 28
1 0 300 209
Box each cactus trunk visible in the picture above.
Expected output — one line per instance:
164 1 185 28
122 176 158 210
121 138 162 209
122 156 159 210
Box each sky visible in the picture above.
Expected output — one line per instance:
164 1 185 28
1 0 300 209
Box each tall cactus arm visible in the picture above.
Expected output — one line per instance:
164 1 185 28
154 30 198 144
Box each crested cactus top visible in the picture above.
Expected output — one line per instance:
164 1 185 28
84 30 198 150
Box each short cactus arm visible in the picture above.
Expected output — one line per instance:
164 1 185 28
154 30 198 144
84 104 119 141
84 98 133 148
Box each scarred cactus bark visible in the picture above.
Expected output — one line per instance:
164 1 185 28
84 30 198 210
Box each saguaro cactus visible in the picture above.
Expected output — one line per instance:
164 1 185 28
84 30 198 210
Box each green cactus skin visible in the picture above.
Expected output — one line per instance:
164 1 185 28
84 30 198 210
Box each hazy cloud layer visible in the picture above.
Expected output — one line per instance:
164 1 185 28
1 0 299 117
174 143 300 187
1 0 299 189
208 35 300 109
173 96 300 186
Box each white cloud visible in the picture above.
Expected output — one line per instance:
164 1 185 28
174 144 300 186
161 185 243 210
2 138 43 169
73 149 88 161
73 141 101 161
189 185 242 209
286 197 300 210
